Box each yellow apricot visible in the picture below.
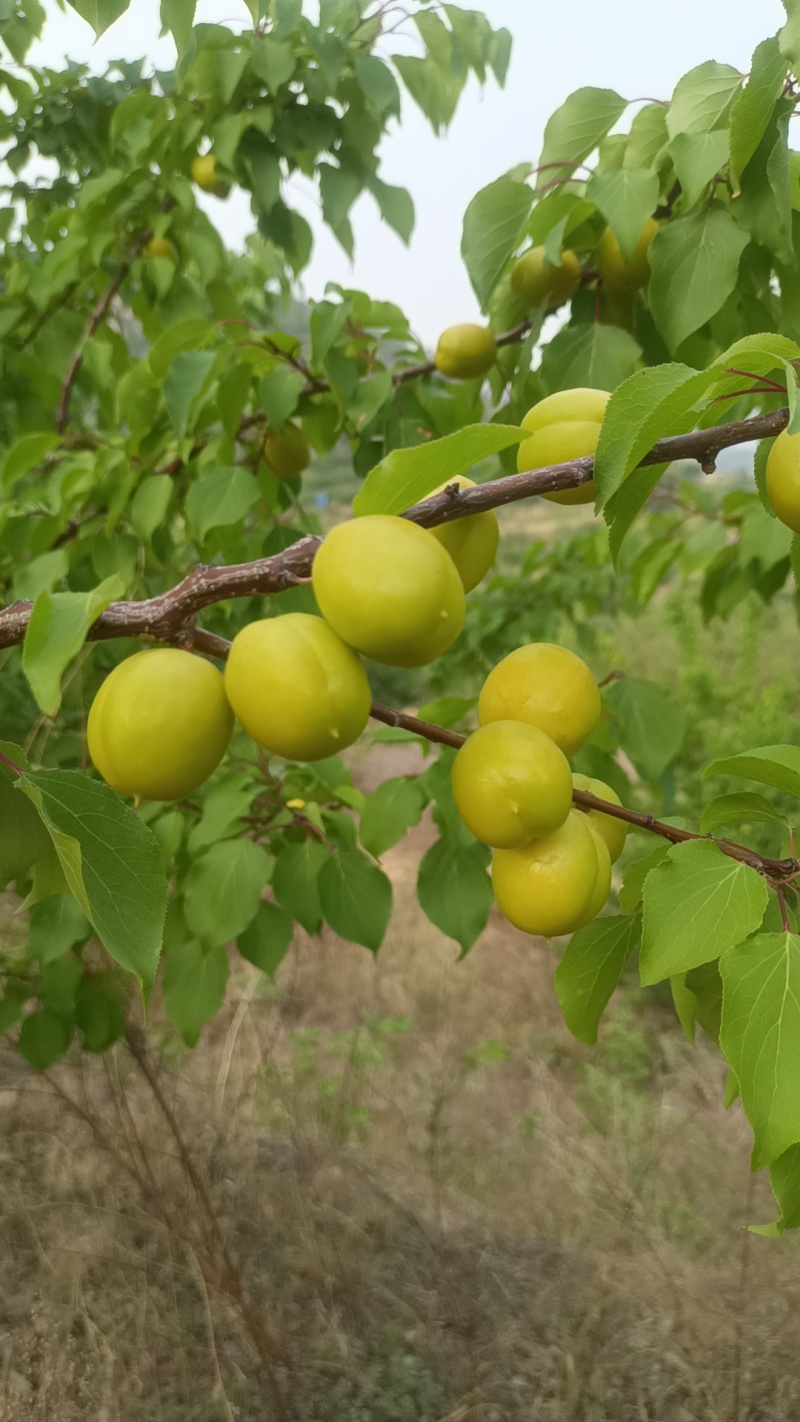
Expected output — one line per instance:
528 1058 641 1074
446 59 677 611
572 772 628 863
264 423 311 481
596 217 659 291
492 811 600 937
766 429 800 534
434 324 497 380
511 246 581 308
88 649 233 802
145 237 175 260
451 720 572 848
478 642 601 758
570 822 613 929
312 515 465 667
517 388 611 506
427 476 499 592
191 153 218 191
224 613 371 762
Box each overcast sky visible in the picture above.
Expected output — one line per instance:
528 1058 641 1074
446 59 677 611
30 0 786 343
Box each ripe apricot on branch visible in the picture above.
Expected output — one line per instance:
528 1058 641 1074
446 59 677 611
492 811 602 937
264 423 311 481
765 429 800 533
517 387 611 507
88 649 234 802
478 642 601 757
434 324 497 380
145 237 175 260
224 613 371 762
511 246 581 308
570 822 612 929
191 153 218 191
596 217 659 291
573 772 628 862
312 515 465 667
428 475 499 591
451 720 572 848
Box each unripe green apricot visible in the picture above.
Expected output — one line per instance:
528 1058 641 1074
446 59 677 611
224 613 371 762
428 476 499 592
191 153 218 191
264 423 311 481
766 428 800 534
511 246 581 308
517 388 611 506
145 237 176 260
451 720 572 848
88 649 234 802
596 217 659 291
479 642 601 758
434 324 497 380
572 772 628 862
312 515 465 667
492 811 601 937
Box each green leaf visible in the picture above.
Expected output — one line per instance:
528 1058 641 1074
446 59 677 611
720 933 800 1169
28 894 91 966
0 760 52 887
594 363 711 511
754 436 777 517
163 350 216 439
18 1008 71 1070
703 745 800 798
666 61 742 139
186 466 260 539
310 300 350 367
18 771 167 985
730 37 788 182
184 838 270 947
130 476 172 542
75 973 126 1053
668 130 729 208
149 319 216 379
259 367 306 430
251 35 296 93
640 840 768 986
2 433 60 490
319 850 392 952
417 834 492 955
585 168 659 262
368 177 414 245
359 777 426 858
605 463 670 562
66 0 129 39
765 1142 800 1234
272 840 327 935
555 913 640 1045
460 178 533 310
163 940 230 1048
538 86 627 183
700 792 789 835
187 773 254 854
161 0 196 57
540 322 641 395
319 163 361 255
22 575 123 716
648 208 749 354
353 424 524 517
237 900 294 976
604 677 685 782
619 844 671 913
40 957 83 1016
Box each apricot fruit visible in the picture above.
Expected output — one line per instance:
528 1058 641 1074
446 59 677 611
766 429 800 534
88 649 233 802
596 216 659 291
428 476 499 591
478 642 601 758
492 811 601 937
517 388 611 506
264 423 311 481
434 324 497 380
145 237 175 260
312 515 465 667
572 772 628 862
191 153 218 191
224 613 371 762
511 246 581 308
570 822 613 929
451 720 572 848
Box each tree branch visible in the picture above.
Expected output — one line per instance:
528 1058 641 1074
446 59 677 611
0 405 788 652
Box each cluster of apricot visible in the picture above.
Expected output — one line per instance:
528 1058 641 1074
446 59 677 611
452 644 626 938
433 216 658 382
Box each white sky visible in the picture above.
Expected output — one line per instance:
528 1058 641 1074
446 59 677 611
29 0 786 344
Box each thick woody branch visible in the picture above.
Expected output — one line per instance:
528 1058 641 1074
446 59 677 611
0 406 789 653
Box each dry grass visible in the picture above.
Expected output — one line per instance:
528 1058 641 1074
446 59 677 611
2 766 800 1420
